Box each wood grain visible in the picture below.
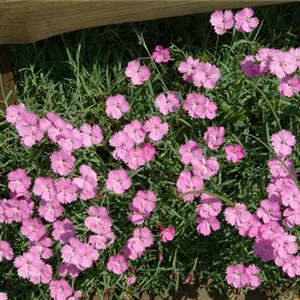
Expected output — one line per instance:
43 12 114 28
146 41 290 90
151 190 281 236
0 0 296 44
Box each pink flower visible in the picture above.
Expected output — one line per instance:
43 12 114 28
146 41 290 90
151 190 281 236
29 236 52 260
141 143 156 162
125 60 150 85
155 91 180 115
226 264 249 288
225 144 245 163
160 227 175 242
109 131 135 161
271 130 296 158
224 203 251 227
130 190 157 216
278 75 300 98
88 232 115 250
289 47 300 68
267 157 293 178
270 51 297 79
58 263 79 278
282 187 300 208
50 150 75 176
234 8 259 33
6 103 26 125
8 169 31 196
193 62 221 89
179 140 203 165
80 124 103 147
203 126 225 150
196 194 222 219
33 177 56 201
192 157 220 180
210 10 234 35
257 199 281 224
283 207 300 228
152 45 170 63
106 94 130 120
85 206 113 235
105 169 131 195
178 56 201 83
39 199 63 222
55 178 78 204
21 218 46 242
256 48 276 73
241 55 261 78
253 238 275 262
49 279 73 300
57 128 83 152
107 254 128 275
176 171 204 202
272 233 298 259
196 216 220 236
183 93 217 119
245 265 261 290
124 147 146 170
52 219 75 244
259 221 284 241
123 120 146 144
127 276 136 286
282 256 300 278
0 293 7 300
0 241 14 261
143 116 169 142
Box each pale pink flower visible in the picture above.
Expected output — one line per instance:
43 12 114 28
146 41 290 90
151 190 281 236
88 232 115 250
55 178 78 204
259 221 284 241
283 207 300 228
270 51 297 79
282 256 300 278
192 157 220 180
267 157 292 178
85 206 113 235
178 56 201 83
245 265 261 290
282 187 300 209
49 279 73 300
225 144 245 163
256 48 276 73
0 292 7 300
109 131 135 161
234 8 259 33
226 264 249 288
0 241 14 261
21 218 46 242
155 91 180 115
130 190 157 216
50 150 75 176
6 103 26 125
52 219 75 244
8 169 31 196
278 75 300 98
160 227 175 243
143 116 169 142
105 169 131 195
125 60 150 85
33 177 56 201
196 194 222 219
80 124 103 147
210 10 234 35
257 199 281 224
29 236 53 260
106 94 130 120
272 233 298 259
224 203 251 227
179 140 203 165
39 199 63 222
289 47 300 68
57 128 83 152
142 143 156 162
271 130 296 158
196 216 220 236
123 120 146 144
241 55 261 78
193 62 221 89
152 45 170 63
107 254 128 275
124 147 146 170
203 126 225 150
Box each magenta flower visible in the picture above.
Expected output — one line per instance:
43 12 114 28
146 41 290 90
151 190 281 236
55 178 78 204
210 10 234 35
106 94 130 120
178 56 201 83
225 144 245 163
160 227 175 243
257 199 281 224
0 241 14 262
203 126 225 150
143 116 169 142
193 62 221 89
155 91 180 115
196 194 222 219
49 279 73 300
52 219 75 244
21 218 46 242
142 143 156 162
80 123 103 147
179 140 203 165
234 8 259 33
125 60 150 85
107 254 128 275
8 169 31 196
241 55 261 78
226 264 249 288
270 51 297 79
196 216 220 236
123 120 146 144
278 75 300 98
50 150 75 176
245 265 261 290
271 130 296 158
105 169 131 195
152 45 170 63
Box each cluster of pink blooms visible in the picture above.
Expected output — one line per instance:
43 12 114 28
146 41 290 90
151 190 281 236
210 8 259 35
226 264 261 289
195 194 222 236
85 206 115 250
178 57 221 90
240 47 300 98
49 279 82 300
225 129 300 280
128 190 157 225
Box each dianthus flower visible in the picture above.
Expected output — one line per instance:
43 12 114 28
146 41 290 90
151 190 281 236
226 264 248 288
21 218 46 242
130 190 157 215
271 130 296 158
253 238 275 262
234 8 259 33
259 221 284 241
57 263 79 278
8 169 31 196
0 292 7 300
257 199 281 224
85 206 113 235
152 45 170 63
88 232 115 250
55 178 78 204
6 103 26 125
178 56 201 83
278 75 300 98
176 171 204 202
142 143 156 162
193 62 221 89
143 116 169 142
125 60 150 85
80 123 103 147
123 120 146 144
283 207 300 228
192 157 220 180
224 203 252 227
57 128 83 152
270 51 297 79
272 233 298 259
241 55 261 78
127 276 136 286
0 241 14 262
245 265 261 290
203 126 225 150
179 140 203 165
160 227 175 243
225 144 245 163
124 147 146 170
107 254 128 275
52 219 75 244
282 186 300 208
282 256 300 278
106 94 130 120
267 157 293 178
155 91 180 115
50 150 75 176
29 236 52 260
49 279 73 300
39 199 63 222
255 48 276 73
33 177 56 201
105 169 131 195
196 194 222 219
196 216 220 236
210 10 234 35
289 47 300 68
109 131 135 161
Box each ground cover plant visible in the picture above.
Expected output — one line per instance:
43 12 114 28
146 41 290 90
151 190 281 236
0 3 300 299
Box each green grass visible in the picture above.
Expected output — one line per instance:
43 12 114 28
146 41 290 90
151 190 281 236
0 2 299 299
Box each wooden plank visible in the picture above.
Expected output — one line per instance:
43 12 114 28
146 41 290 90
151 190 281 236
0 0 296 44
0 45 15 109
